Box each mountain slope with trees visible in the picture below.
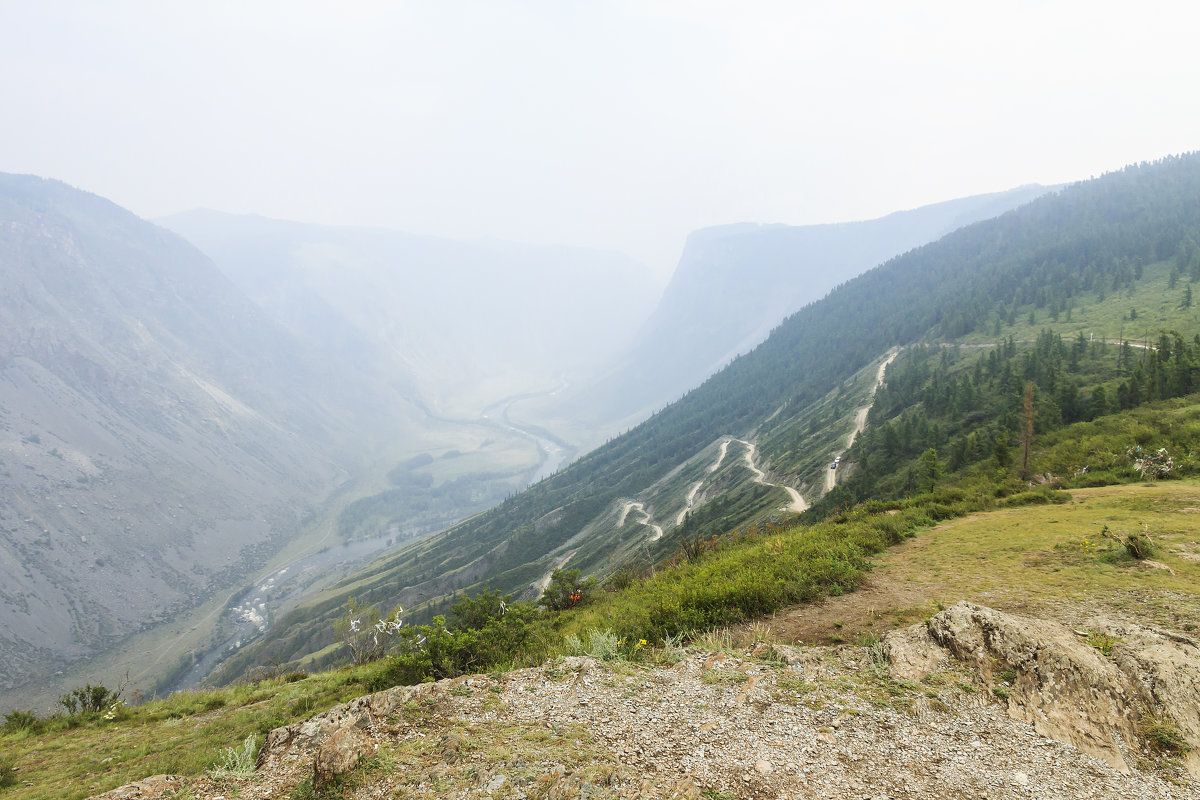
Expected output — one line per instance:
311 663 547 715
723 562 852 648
515 184 1051 445
218 154 1200 678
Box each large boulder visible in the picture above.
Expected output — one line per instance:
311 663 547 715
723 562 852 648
313 723 371 792
883 601 1200 776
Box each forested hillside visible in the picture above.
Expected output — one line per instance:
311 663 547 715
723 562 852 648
219 154 1200 678
514 184 1050 446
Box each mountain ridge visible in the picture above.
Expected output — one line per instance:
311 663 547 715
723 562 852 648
0 173 428 705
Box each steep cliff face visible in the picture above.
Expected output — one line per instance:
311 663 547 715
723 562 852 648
0 175 417 694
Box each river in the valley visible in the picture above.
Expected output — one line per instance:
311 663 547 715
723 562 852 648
166 387 575 692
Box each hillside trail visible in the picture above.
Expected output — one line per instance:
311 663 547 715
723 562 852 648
674 438 732 526
734 439 808 513
825 347 900 494
629 434 804 545
618 500 664 541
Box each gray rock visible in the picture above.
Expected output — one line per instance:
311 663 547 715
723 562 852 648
313 724 371 792
884 601 1200 778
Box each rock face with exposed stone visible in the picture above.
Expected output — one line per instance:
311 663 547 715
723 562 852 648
883 601 1200 777
312 723 371 792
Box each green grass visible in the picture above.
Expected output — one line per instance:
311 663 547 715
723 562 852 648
864 481 1200 633
559 506 927 643
0 663 405 800
958 259 1200 348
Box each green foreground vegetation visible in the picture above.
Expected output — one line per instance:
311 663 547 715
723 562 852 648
6 434 1200 799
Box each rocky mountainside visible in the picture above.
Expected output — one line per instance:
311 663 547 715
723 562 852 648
0 175 422 702
93 603 1197 800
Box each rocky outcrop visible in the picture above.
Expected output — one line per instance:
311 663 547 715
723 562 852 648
1106 618 1200 777
87 775 183 800
257 680 440 772
312 723 371 792
883 601 1200 777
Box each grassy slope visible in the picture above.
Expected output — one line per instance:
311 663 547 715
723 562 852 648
4 480 1198 800
755 481 1200 649
958 258 1200 347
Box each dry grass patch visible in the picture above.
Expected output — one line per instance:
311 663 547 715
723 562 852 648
762 481 1200 643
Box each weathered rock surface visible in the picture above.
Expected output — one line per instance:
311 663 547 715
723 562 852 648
1106 619 1200 777
312 723 371 792
87 775 183 800
883 601 1200 777
257 680 440 771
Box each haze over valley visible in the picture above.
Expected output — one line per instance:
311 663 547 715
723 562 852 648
4 5 1200 798
0 169 1056 708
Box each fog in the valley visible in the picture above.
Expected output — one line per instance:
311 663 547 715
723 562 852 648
2 1 1200 707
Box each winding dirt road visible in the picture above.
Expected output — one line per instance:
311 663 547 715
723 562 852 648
619 500 664 541
674 439 733 525
735 439 808 513
825 348 900 494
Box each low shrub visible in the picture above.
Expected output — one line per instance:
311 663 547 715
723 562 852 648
2 709 39 732
59 684 119 716
1139 709 1188 753
366 592 553 689
209 734 258 778
1125 531 1155 560
564 630 622 661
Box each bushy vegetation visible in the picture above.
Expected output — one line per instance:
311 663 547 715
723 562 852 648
538 568 596 611
336 590 556 689
0 755 15 791
58 684 119 716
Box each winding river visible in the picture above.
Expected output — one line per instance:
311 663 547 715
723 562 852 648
166 386 575 692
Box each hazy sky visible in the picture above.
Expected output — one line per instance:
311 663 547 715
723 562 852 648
3 1 1199 278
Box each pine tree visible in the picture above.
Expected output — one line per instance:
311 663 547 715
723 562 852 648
1020 381 1035 479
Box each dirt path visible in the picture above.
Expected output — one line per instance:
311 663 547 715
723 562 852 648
825 348 900 494
618 501 663 541
736 439 808 513
534 548 579 594
675 439 733 525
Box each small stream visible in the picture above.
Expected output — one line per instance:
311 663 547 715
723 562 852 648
166 388 575 692
163 526 417 693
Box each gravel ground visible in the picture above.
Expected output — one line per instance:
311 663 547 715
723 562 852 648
150 642 1195 800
